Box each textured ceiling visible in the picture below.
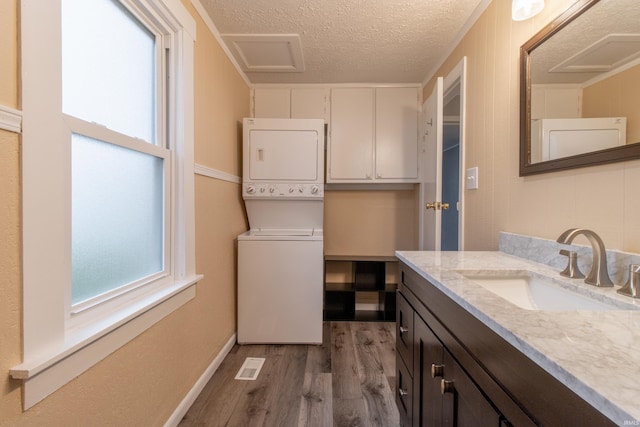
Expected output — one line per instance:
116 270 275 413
199 0 483 84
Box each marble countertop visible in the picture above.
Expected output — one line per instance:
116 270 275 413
396 250 640 425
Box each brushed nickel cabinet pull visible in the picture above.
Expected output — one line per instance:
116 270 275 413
431 363 444 378
441 379 454 395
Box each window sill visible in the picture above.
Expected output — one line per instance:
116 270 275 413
10 275 202 409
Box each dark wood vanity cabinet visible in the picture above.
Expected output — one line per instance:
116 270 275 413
396 261 617 427
398 291 504 427
396 293 414 426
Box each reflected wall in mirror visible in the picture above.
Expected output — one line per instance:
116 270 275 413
520 0 640 176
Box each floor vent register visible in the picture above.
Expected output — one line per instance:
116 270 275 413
234 357 266 381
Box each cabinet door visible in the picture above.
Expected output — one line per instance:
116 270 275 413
413 317 444 427
442 349 502 427
375 87 419 180
396 292 414 370
397 353 414 427
253 88 290 118
414 316 503 427
328 88 374 181
291 87 329 121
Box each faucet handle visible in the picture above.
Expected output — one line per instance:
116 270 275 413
559 249 585 279
617 264 640 298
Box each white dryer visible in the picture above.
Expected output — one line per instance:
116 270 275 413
237 118 325 344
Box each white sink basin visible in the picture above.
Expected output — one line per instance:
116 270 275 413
459 271 637 311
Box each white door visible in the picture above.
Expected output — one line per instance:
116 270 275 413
419 77 443 250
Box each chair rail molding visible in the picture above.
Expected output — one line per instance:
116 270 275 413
0 104 22 134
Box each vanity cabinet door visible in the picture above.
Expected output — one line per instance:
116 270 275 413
397 352 414 427
396 292 414 369
443 349 502 427
414 315 503 427
397 292 415 426
413 317 444 426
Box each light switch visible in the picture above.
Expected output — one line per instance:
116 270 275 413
466 166 478 190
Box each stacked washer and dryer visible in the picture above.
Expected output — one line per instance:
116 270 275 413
237 118 325 344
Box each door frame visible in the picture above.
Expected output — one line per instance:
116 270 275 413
444 57 467 250
419 57 467 251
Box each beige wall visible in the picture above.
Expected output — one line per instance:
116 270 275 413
324 189 418 256
424 0 640 253
0 0 17 109
582 64 640 144
0 0 249 425
1 0 22 422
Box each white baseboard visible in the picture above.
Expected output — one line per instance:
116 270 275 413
164 333 237 427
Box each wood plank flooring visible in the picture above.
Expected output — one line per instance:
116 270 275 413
179 322 399 427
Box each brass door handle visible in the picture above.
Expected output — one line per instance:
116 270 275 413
425 202 450 210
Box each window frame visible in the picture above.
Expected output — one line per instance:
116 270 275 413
13 0 199 410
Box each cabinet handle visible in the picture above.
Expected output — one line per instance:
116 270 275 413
399 326 409 334
399 388 409 396
431 363 444 378
440 379 455 395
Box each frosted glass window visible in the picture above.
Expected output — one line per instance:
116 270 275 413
62 0 156 143
72 134 164 304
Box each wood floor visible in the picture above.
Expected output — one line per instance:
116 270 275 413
179 322 399 427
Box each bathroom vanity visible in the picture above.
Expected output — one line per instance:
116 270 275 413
395 251 640 426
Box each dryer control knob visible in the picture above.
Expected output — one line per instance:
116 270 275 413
289 187 294 193
246 185 256 194
311 185 320 194
269 186 276 193
260 187 266 193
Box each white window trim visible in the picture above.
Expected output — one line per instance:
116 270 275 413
12 0 199 410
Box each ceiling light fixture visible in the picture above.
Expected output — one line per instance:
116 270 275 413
512 0 544 21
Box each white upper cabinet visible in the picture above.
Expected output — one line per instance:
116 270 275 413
291 88 329 121
328 88 375 181
253 88 291 118
328 86 419 183
375 87 419 180
252 87 329 121
251 85 419 184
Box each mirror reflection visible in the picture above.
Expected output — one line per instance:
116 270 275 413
522 0 640 171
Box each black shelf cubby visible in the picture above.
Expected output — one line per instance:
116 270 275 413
323 255 397 322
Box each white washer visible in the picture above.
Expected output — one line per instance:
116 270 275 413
237 230 323 344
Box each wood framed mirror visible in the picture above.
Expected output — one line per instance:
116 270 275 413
520 0 640 176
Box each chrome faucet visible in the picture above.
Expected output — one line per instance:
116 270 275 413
556 228 614 287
